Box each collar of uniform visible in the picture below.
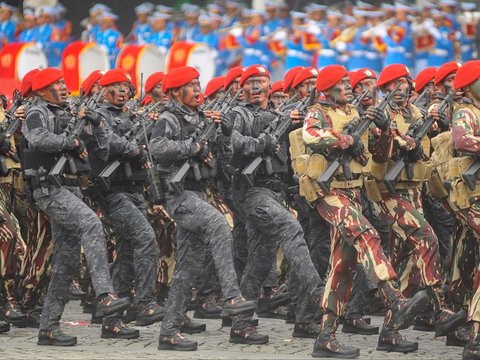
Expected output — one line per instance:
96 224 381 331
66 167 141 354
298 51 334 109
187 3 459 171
44 101 64 112
101 102 124 112
170 99 199 116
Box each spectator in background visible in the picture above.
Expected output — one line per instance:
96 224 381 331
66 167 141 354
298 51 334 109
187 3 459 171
18 9 37 43
148 12 172 53
96 11 123 68
131 2 154 45
0 2 18 47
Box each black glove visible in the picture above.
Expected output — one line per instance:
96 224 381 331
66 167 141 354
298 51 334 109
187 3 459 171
0 134 9 155
195 141 210 161
436 112 449 131
407 139 424 162
261 133 277 155
84 109 102 127
220 112 235 136
133 147 148 166
347 135 364 158
372 107 389 131
72 138 86 158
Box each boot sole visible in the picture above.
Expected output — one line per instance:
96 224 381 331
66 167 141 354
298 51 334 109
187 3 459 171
445 338 468 347
257 312 287 320
96 300 130 318
311 350 360 358
180 326 206 334
158 343 197 351
193 311 222 319
37 339 77 346
0 325 10 333
220 305 256 317
229 337 269 345
101 332 139 340
396 293 430 330
376 343 418 353
412 325 435 332
435 310 467 337
342 326 379 335
6 318 28 328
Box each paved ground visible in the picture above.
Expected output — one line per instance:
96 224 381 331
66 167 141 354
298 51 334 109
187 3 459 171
0 300 464 360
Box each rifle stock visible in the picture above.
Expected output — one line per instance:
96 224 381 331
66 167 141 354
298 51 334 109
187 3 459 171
463 159 480 191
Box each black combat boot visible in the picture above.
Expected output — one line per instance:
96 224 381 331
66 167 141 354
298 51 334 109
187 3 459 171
220 295 256 317
3 299 27 327
377 309 418 353
38 328 77 346
413 312 436 331
0 321 10 333
158 333 197 351
463 322 480 360
96 293 130 318
446 326 470 347
101 318 139 339
378 280 430 330
293 322 319 338
181 315 206 334
193 294 222 319
425 287 468 337
312 313 360 359
342 317 379 335
26 309 41 328
69 279 85 300
136 302 164 326
221 316 258 327
230 326 269 344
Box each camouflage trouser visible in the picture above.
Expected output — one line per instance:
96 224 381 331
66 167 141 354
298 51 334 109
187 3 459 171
34 185 113 330
0 184 25 300
100 191 157 309
376 188 443 294
316 188 396 317
448 198 480 319
232 187 322 329
160 190 240 336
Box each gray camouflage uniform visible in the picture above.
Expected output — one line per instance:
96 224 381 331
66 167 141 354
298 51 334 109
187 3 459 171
88 103 158 316
150 99 241 336
226 102 322 329
22 99 114 331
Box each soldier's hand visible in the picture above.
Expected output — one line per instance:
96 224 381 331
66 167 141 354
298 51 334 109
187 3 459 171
195 141 210 160
81 107 102 127
290 109 304 126
210 111 223 125
347 135 365 158
14 107 25 121
262 134 277 155
73 138 88 159
220 112 235 136
366 107 388 131
204 110 214 119
146 112 159 121
133 147 148 167
202 151 214 165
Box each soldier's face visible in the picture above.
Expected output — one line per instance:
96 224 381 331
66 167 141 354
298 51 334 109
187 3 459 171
296 78 316 99
38 79 68 106
174 79 201 109
243 76 270 106
433 73 455 99
90 82 100 96
354 78 377 106
150 82 167 103
325 76 353 105
229 78 244 102
270 92 289 109
105 82 129 106
385 77 409 105
469 79 480 101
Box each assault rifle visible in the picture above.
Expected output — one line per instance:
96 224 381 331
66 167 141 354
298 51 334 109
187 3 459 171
98 99 163 191
383 91 454 194
351 89 369 107
48 88 105 187
463 158 480 191
316 84 400 193
240 89 317 187
413 87 430 108
0 90 25 175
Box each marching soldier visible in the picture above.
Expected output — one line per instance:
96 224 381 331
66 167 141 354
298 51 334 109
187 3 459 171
300 64 429 358
22 68 130 346
149 66 256 351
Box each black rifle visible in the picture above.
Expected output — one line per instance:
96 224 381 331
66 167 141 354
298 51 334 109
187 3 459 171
240 89 317 187
316 84 400 193
383 91 454 194
464 157 480 191
48 88 105 187
413 87 430 108
0 90 25 175
168 116 218 195
98 99 163 191
351 89 369 107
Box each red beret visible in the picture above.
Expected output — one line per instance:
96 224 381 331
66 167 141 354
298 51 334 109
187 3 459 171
32 68 64 92
434 61 461 85
240 64 271 87
316 65 348 92
21 68 40 96
205 76 225 97
454 60 480 90
414 67 437 92
283 66 304 92
98 69 130 86
349 68 377 89
224 66 245 89
292 67 318 89
270 80 285 95
145 71 164 93
141 94 152 106
377 64 410 87
163 66 200 92
80 70 104 96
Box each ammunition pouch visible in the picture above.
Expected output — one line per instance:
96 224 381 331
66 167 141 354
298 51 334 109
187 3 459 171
306 153 327 180
447 156 475 180
364 178 383 202
447 179 480 209
427 170 449 199
299 174 321 202
22 148 56 172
